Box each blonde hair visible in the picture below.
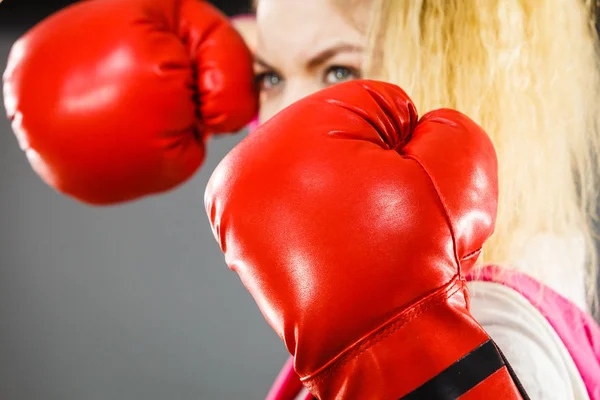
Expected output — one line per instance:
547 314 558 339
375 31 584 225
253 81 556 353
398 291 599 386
364 0 600 310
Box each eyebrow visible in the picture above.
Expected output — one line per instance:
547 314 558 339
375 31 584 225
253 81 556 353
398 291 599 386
253 43 363 71
306 43 363 69
254 55 275 71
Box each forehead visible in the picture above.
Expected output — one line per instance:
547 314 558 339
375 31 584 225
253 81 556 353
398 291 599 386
256 0 365 64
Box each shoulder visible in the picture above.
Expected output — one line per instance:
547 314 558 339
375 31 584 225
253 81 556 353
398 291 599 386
467 280 589 400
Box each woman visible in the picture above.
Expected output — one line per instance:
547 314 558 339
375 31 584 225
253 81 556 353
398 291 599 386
233 0 600 398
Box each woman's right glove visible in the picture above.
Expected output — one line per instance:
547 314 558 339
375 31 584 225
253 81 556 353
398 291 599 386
206 80 529 399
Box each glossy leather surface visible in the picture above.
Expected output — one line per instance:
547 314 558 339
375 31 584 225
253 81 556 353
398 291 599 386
3 0 257 204
206 80 511 399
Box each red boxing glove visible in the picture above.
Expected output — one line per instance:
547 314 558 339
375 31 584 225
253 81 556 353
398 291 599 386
3 0 257 205
206 80 528 399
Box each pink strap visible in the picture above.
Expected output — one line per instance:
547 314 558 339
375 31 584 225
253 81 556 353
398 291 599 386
265 356 305 400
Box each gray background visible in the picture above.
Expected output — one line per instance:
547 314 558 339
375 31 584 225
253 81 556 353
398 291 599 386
0 30 287 399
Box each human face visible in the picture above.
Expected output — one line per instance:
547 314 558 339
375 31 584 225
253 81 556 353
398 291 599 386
254 0 369 124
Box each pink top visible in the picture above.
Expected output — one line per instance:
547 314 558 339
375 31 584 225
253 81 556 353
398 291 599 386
266 265 600 399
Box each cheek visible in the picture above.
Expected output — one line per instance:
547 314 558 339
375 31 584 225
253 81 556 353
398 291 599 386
258 101 279 126
259 80 326 124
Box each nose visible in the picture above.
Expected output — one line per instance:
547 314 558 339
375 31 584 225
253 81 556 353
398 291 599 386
280 79 323 110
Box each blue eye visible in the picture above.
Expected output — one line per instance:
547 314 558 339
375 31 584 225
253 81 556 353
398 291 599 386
255 71 283 91
324 66 359 85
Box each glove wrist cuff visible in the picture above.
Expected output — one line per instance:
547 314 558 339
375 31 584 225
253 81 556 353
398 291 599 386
302 277 500 399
